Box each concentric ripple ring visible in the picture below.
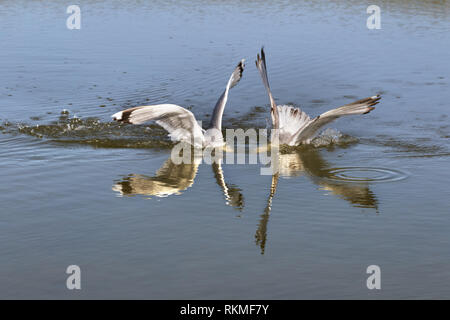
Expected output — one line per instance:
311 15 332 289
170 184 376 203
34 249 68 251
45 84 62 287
325 167 408 183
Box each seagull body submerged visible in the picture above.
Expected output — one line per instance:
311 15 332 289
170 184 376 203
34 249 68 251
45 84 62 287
112 59 245 148
255 48 381 146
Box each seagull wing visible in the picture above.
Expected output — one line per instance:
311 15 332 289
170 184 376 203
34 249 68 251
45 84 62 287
292 95 381 145
256 47 279 129
112 103 204 147
209 59 245 130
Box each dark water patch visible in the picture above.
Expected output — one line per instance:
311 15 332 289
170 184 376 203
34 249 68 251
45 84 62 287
335 84 359 90
394 152 450 159
342 95 358 100
310 99 328 104
362 136 448 158
55 138 173 150
384 120 404 126
226 105 269 129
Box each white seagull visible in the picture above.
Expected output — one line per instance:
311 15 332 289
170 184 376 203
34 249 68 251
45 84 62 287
255 48 381 146
112 59 245 148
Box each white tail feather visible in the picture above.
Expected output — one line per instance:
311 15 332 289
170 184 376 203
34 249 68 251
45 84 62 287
277 105 311 145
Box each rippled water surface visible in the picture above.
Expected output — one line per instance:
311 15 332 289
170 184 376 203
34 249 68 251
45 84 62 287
1 0 450 299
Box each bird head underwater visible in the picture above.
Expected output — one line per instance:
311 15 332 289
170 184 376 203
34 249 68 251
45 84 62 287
112 47 380 149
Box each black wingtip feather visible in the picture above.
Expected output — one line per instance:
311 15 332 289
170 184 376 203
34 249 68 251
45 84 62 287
114 107 142 124
237 60 244 78
255 46 266 68
363 96 381 114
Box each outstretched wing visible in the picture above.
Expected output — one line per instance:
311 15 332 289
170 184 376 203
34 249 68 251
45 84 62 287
292 95 381 145
256 47 279 129
209 59 245 131
112 104 204 147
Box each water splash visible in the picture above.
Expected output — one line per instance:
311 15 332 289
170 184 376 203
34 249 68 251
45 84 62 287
311 128 358 147
1 110 173 149
2 109 361 150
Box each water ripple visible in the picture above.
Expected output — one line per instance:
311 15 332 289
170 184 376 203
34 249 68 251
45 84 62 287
325 167 408 183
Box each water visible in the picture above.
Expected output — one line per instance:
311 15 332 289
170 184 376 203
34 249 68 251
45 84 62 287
1 0 449 299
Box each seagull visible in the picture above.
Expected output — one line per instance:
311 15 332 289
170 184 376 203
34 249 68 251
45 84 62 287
112 59 245 148
255 48 381 146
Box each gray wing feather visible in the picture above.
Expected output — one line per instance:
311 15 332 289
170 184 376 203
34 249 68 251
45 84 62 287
255 47 279 129
209 59 245 130
293 95 381 145
112 104 204 146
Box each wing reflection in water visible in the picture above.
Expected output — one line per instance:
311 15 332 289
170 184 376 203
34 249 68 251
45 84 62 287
212 160 244 211
255 147 378 254
281 148 378 210
113 149 244 210
113 157 199 198
255 173 279 255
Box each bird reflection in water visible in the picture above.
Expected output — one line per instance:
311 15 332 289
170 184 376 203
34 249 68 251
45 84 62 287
112 145 379 255
113 147 244 211
212 162 244 211
255 147 378 254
